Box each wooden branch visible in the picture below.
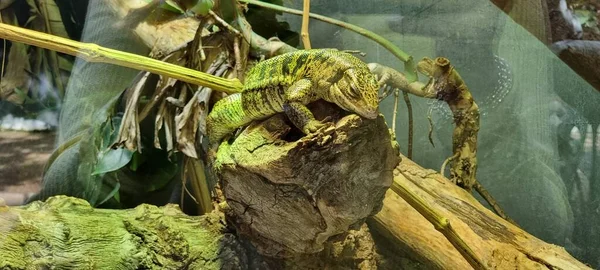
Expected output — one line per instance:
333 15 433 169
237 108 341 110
0 22 243 94
370 156 592 270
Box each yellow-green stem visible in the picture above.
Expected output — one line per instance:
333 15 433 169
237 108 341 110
0 22 243 94
390 178 486 270
238 0 416 80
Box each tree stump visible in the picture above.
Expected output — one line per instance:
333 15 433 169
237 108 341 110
213 102 400 258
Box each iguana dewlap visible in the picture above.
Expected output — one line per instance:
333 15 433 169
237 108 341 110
206 49 380 143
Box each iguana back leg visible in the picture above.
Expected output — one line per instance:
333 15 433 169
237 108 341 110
283 79 325 134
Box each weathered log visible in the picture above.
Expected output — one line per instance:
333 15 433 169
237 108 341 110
370 156 592 270
0 196 250 269
0 195 391 269
213 102 400 258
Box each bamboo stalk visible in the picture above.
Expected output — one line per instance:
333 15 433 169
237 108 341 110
301 0 311 49
0 22 243 94
390 175 486 270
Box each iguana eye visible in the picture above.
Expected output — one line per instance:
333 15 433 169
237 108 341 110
349 81 361 98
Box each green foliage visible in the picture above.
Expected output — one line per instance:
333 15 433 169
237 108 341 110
76 95 122 207
91 114 134 176
141 153 179 192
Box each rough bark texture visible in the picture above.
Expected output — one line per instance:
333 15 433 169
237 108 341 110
0 196 252 269
369 156 592 270
214 102 400 258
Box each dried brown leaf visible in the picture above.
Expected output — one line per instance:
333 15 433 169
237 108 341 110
175 93 201 158
115 72 151 152
154 98 168 149
153 94 177 153
140 76 176 121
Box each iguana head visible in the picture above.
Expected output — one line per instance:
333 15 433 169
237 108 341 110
327 68 379 119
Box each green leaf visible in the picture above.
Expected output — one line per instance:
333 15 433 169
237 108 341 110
129 151 148 171
160 0 185 14
97 182 121 206
189 0 214 16
13 88 37 105
145 161 178 192
92 148 134 175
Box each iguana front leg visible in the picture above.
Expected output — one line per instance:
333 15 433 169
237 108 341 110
283 79 325 134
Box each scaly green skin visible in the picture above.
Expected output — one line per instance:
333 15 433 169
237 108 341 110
206 49 380 143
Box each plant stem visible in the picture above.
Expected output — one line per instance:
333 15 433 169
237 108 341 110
0 22 243 94
390 177 486 270
301 0 312 49
238 0 416 79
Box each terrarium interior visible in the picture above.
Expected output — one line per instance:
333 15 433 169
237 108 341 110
0 0 599 269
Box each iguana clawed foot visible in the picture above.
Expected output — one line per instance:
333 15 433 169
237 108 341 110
303 116 334 135
303 119 326 134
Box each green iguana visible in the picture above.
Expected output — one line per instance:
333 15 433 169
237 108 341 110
206 49 380 143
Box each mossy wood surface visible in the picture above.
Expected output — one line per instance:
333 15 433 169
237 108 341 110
0 196 247 269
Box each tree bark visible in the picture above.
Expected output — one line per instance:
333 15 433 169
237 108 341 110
213 102 400 259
